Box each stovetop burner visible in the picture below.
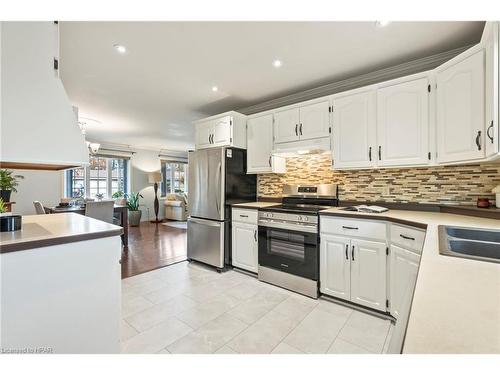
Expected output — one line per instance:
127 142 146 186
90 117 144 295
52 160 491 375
263 203 334 214
260 184 339 215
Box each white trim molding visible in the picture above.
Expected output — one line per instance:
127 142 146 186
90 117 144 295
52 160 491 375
238 45 474 115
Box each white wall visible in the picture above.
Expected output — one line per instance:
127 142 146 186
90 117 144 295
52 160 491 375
9 169 63 215
129 149 164 222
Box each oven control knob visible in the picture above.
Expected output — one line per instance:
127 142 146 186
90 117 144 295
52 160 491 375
267 213 273 218
303 216 309 222
297 215 302 221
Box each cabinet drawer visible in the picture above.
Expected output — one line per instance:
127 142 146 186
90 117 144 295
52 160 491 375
390 224 426 253
232 208 258 224
320 216 386 241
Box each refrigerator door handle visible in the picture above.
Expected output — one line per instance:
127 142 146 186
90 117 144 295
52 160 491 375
215 161 221 216
188 217 221 227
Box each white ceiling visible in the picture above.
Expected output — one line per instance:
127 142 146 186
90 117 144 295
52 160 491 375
60 21 485 151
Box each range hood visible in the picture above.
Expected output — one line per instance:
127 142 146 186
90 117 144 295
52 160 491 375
272 137 332 157
0 22 88 170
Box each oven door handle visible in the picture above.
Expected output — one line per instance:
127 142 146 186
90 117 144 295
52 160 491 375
258 220 317 233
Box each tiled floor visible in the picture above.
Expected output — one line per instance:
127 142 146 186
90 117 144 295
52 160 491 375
121 261 393 354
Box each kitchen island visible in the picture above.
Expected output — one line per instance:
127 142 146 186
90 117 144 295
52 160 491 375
0 213 123 353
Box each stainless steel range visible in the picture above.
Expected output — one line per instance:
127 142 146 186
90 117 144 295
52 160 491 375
258 184 338 298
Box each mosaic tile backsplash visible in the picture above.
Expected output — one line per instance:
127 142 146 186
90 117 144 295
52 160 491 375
258 154 500 205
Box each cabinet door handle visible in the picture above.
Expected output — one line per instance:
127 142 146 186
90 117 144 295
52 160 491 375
369 147 372 161
254 230 257 242
239 214 248 218
299 123 303 135
295 124 298 136
487 121 494 144
378 145 382 160
476 130 481 151
342 226 358 230
345 244 349 260
268 156 272 167
400 234 415 241
351 245 355 261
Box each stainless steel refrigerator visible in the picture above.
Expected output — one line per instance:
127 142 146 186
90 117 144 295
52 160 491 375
187 147 256 270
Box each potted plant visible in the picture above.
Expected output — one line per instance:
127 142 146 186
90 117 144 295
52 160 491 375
112 190 127 206
127 192 144 226
0 169 24 202
0 197 22 232
0 198 9 217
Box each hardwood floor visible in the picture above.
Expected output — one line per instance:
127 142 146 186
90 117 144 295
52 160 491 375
121 221 187 279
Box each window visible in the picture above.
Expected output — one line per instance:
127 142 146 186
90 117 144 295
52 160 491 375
160 160 188 197
88 156 108 198
66 167 86 198
65 156 129 199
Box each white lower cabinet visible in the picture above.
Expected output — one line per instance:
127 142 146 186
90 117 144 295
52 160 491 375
231 209 258 273
320 217 427 316
320 234 351 300
350 238 387 311
320 217 387 312
389 245 421 319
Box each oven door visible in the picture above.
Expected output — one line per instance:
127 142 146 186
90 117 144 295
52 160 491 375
258 225 318 280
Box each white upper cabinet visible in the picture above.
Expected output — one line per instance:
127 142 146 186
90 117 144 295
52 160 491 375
436 48 485 163
247 114 286 174
377 78 430 167
332 90 376 169
212 116 232 146
195 120 213 149
299 100 331 140
194 111 247 150
273 100 330 144
483 22 499 157
273 108 300 143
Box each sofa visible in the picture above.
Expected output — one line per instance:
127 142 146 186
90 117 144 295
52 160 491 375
164 193 188 221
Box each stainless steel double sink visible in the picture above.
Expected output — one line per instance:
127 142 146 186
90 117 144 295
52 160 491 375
439 226 500 263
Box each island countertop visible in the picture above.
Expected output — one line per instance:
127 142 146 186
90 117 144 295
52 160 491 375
319 207 500 354
0 213 123 254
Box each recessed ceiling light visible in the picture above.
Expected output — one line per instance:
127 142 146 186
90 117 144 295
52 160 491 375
375 21 391 27
211 86 218 92
113 44 127 54
272 59 282 68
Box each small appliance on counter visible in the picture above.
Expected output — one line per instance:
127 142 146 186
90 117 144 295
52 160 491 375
0 214 22 232
257 183 339 298
477 198 491 208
